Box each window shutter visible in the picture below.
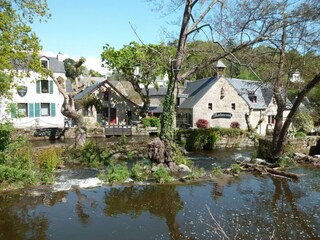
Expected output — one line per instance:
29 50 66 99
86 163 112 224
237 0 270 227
50 103 56 117
11 103 17 118
36 81 40 94
28 103 34 117
49 80 54 94
35 103 40 117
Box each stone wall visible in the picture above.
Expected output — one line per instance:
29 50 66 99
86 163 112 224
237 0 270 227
214 135 256 149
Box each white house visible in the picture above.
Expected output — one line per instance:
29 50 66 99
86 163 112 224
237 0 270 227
0 55 66 129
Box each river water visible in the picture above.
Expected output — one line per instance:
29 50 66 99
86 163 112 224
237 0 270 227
0 148 320 240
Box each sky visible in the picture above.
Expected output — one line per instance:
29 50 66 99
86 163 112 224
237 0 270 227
31 0 179 75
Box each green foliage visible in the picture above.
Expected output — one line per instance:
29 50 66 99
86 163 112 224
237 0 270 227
77 95 103 113
212 166 223 176
131 160 151 181
188 166 205 179
295 131 307 138
293 111 314 133
141 117 160 128
0 122 13 151
104 160 130 184
0 72 12 98
35 147 62 183
153 166 172 183
0 0 49 75
230 163 241 174
185 128 220 151
80 140 102 168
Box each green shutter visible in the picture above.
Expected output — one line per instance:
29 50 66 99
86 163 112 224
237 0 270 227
36 81 40 94
50 103 56 117
35 103 40 117
28 103 34 117
49 80 54 94
10 103 17 118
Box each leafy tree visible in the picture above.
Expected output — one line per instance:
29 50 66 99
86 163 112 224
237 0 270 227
0 0 50 96
101 41 174 117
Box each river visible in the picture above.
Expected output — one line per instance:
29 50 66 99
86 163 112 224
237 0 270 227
0 147 319 239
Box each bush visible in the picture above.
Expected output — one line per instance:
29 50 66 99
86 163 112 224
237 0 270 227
212 166 223 176
141 117 160 128
295 131 307 138
230 163 241 174
153 166 172 183
80 140 102 167
105 160 130 183
185 128 220 151
196 119 209 129
131 160 151 181
230 121 240 129
0 122 13 151
35 147 62 183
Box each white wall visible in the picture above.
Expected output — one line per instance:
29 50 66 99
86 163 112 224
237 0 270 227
1 71 65 128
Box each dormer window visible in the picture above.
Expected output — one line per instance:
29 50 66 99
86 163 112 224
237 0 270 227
249 95 257 103
41 59 49 68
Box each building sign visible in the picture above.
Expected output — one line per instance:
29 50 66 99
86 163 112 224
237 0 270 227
17 86 28 97
212 112 232 119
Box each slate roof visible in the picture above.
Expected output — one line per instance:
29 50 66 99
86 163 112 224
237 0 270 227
179 77 218 109
74 80 143 106
226 78 271 110
142 87 168 96
179 76 290 110
46 57 66 73
74 81 105 100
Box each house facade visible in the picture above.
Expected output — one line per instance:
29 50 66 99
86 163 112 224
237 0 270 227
74 80 142 125
177 62 291 136
0 56 66 128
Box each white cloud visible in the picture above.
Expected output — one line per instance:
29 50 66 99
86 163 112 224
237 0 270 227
40 50 111 76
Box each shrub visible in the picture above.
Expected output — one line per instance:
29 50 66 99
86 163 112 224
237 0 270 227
230 163 241 174
153 166 172 183
0 122 13 151
131 160 151 181
105 160 130 183
141 117 160 128
230 121 240 129
212 166 223 176
80 140 102 167
35 147 62 183
185 128 220 151
196 119 209 129
295 131 307 138
188 166 205 179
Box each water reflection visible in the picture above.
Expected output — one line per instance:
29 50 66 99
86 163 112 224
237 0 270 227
104 185 192 240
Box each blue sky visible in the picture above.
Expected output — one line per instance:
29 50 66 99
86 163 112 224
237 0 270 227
31 0 179 73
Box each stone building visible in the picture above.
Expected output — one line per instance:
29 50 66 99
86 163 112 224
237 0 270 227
177 61 291 136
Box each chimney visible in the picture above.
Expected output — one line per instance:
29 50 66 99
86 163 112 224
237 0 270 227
214 60 226 77
57 52 64 62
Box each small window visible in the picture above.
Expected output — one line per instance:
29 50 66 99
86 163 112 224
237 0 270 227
268 115 275 124
41 60 48 69
249 95 257 103
231 103 236 110
17 103 28 117
103 89 109 100
208 103 212 110
41 103 50 116
41 80 49 93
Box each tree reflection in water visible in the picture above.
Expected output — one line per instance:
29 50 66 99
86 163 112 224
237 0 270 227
0 190 66 240
210 174 320 239
104 185 192 240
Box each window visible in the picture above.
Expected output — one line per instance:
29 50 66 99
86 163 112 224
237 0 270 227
249 95 257 103
17 103 28 117
41 60 48 68
268 115 275 124
41 80 49 93
231 103 236 110
103 89 109 100
41 103 50 116
208 103 212 110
